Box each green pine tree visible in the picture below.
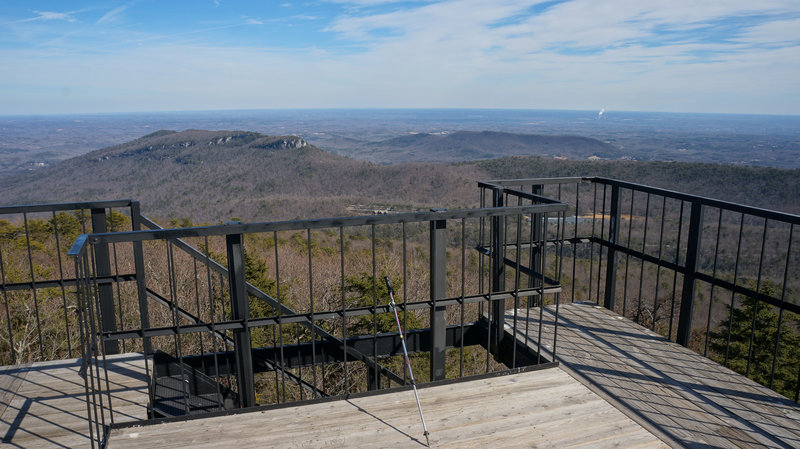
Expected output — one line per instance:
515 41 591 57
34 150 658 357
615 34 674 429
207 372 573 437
708 281 800 400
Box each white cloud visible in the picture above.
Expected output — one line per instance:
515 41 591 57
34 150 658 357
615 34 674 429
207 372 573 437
23 10 79 23
736 18 800 46
97 4 130 25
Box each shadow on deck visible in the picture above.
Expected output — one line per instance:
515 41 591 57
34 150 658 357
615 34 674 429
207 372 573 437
506 303 800 449
0 353 148 448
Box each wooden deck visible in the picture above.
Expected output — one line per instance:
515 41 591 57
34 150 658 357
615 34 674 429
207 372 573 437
0 353 149 448
505 302 800 449
108 366 667 449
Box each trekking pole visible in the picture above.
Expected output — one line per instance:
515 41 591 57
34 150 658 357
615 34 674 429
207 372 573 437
385 276 431 447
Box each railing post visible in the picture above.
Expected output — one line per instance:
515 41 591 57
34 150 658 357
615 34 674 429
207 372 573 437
90 208 118 355
129 201 152 355
530 185 543 305
677 202 704 347
490 188 506 351
603 184 621 311
429 211 447 382
226 233 255 407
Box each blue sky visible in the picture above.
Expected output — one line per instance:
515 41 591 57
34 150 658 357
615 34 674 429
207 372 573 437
1 0 799 115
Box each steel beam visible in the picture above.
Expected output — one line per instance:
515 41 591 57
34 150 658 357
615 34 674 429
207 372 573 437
91 208 118 355
490 188 506 351
170 323 487 377
226 233 255 407
677 202 704 347
603 184 621 310
429 213 447 381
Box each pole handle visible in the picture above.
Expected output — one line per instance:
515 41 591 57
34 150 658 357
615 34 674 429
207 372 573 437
384 276 394 295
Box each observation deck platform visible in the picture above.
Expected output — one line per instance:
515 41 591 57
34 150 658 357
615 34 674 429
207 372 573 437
506 303 800 449
4 305 800 448
0 353 149 448
106 365 666 449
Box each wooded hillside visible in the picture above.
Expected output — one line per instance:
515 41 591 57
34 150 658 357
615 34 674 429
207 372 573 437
2 129 798 222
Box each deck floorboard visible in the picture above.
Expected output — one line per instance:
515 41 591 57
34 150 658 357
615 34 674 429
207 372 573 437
0 353 149 448
505 302 800 449
107 366 668 449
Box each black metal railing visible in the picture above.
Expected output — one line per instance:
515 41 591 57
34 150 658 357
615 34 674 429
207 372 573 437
69 201 566 448
0 200 145 365
484 177 800 402
9 176 797 448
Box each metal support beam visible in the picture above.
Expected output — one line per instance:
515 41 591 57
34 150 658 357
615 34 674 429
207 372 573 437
226 233 255 407
130 201 152 355
490 188 506 352
165 324 489 377
530 185 543 306
91 208 118 355
677 202 704 347
603 184 621 311
430 213 447 381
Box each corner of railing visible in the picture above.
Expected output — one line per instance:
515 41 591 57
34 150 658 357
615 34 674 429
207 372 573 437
67 233 91 259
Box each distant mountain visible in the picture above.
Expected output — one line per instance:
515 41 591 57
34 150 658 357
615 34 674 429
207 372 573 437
0 129 484 221
339 131 618 163
2 129 798 222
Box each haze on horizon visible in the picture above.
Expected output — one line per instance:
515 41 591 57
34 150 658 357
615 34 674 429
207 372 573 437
1 1 799 116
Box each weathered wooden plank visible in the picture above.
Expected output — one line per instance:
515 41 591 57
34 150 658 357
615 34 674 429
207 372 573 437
563 304 800 447
0 363 30 418
510 303 800 449
108 366 667 449
0 353 148 449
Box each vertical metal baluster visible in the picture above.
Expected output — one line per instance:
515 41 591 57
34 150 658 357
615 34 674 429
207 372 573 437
668 200 686 341
512 200 522 369
596 184 607 302
552 209 566 358
537 208 549 365
479 187 486 319
622 190 635 317
525 186 535 342
192 257 205 368
74 253 94 448
459 218 466 378
724 214 746 366
23 213 44 359
402 222 408 384
746 218 769 378
571 182 579 303
83 248 101 447
88 245 107 441
340 226 348 394
653 196 667 330
703 209 724 357
218 272 232 385
769 224 793 390
307 229 317 395
274 231 286 401
166 241 190 414
371 224 379 390
589 183 598 303
51 210 72 358
1 239 16 364
203 236 224 410
636 193 650 324
109 210 126 353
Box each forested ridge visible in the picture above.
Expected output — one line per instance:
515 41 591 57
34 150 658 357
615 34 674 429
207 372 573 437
1 129 797 222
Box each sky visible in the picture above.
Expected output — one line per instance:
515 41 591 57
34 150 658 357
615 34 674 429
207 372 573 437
0 0 799 115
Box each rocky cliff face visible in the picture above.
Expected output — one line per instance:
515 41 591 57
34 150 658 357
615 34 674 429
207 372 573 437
93 131 308 161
